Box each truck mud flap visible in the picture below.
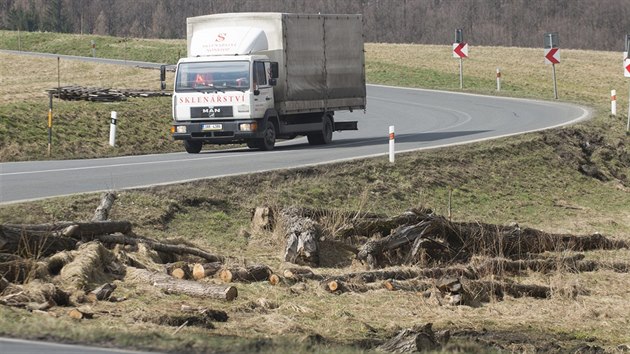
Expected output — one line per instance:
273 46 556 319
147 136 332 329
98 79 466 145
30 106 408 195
334 121 358 131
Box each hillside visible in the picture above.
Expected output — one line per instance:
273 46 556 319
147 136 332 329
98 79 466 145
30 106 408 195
2 0 630 50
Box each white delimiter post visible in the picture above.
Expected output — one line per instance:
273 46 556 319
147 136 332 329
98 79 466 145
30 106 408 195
496 68 501 91
389 125 395 163
611 90 617 116
109 111 117 147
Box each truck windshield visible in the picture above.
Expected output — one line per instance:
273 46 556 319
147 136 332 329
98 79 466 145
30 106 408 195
175 61 249 92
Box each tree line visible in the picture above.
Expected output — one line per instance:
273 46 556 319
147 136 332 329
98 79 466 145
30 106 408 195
2 0 630 51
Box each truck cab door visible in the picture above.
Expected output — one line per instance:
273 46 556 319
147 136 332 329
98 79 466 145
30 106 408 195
252 61 275 118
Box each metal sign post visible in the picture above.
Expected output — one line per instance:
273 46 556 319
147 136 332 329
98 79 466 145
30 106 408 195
544 32 560 99
453 29 467 89
457 29 463 89
625 35 630 132
47 92 53 156
552 61 558 99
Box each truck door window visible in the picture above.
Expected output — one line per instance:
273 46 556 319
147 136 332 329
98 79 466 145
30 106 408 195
254 61 267 87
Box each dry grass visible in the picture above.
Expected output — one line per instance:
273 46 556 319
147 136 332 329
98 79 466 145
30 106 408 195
0 53 173 104
366 43 625 106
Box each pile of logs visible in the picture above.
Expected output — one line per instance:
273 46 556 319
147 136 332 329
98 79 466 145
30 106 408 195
257 206 628 270
0 192 240 315
47 86 171 102
248 205 629 305
2 199 629 324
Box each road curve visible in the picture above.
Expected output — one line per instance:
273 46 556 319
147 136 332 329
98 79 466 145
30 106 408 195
0 84 589 204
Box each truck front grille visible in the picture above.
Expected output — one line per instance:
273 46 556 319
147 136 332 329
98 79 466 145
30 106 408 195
191 131 235 138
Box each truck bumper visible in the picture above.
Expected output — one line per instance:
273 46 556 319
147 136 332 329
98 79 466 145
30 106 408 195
171 120 263 144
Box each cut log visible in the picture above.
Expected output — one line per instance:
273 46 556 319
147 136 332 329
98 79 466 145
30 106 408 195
282 267 323 281
165 262 192 280
471 256 630 276
281 207 320 266
268 274 280 286
357 218 435 268
96 234 223 263
59 242 122 291
322 279 383 294
87 283 116 302
126 267 237 301
383 279 432 292
378 323 442 353
192 262 222 280
355 213 629 268
430 278 552 305
92 192 117 222
326 265 476 284
68 307 94 320
1 225 78 257
61 221 132 238
219 264 272 283
338 208 431 238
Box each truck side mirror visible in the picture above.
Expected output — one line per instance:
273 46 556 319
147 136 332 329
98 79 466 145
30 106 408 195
160 65 166 81
270 62 279 79
160 65 166 91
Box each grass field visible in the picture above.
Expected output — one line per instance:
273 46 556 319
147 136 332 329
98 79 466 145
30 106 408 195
0 31 629 353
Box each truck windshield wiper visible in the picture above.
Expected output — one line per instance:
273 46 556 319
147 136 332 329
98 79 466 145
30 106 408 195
192 85 224 93
220 85 246 92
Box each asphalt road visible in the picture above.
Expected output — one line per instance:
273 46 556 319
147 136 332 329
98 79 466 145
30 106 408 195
0 49 168 69
0 337 151 354
0 84 589 204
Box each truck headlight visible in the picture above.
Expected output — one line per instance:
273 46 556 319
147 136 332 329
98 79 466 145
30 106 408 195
172 125 187 133
239 122 258 131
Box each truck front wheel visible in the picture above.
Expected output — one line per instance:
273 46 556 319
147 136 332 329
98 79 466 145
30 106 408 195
250 121 276 151
183 140 202 154
307 115 333 145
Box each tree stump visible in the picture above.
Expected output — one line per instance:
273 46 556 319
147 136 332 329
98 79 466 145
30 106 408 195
251 207 274 232
281 207 320 266
378 323 443 352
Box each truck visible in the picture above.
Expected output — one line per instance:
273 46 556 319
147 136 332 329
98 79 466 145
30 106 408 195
165 12 366 153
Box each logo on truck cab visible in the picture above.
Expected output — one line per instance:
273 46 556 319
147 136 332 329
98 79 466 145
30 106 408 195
178 95 245 104
215 33 226 42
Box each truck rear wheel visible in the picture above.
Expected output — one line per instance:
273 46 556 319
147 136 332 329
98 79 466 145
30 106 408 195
307 115 333 145
183 140 202 154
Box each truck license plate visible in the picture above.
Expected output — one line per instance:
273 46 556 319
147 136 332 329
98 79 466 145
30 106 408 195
202 124 222 131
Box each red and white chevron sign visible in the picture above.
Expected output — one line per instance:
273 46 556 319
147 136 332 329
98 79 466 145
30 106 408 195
624 52 630 78
544 47 560 64
452 42 468 58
